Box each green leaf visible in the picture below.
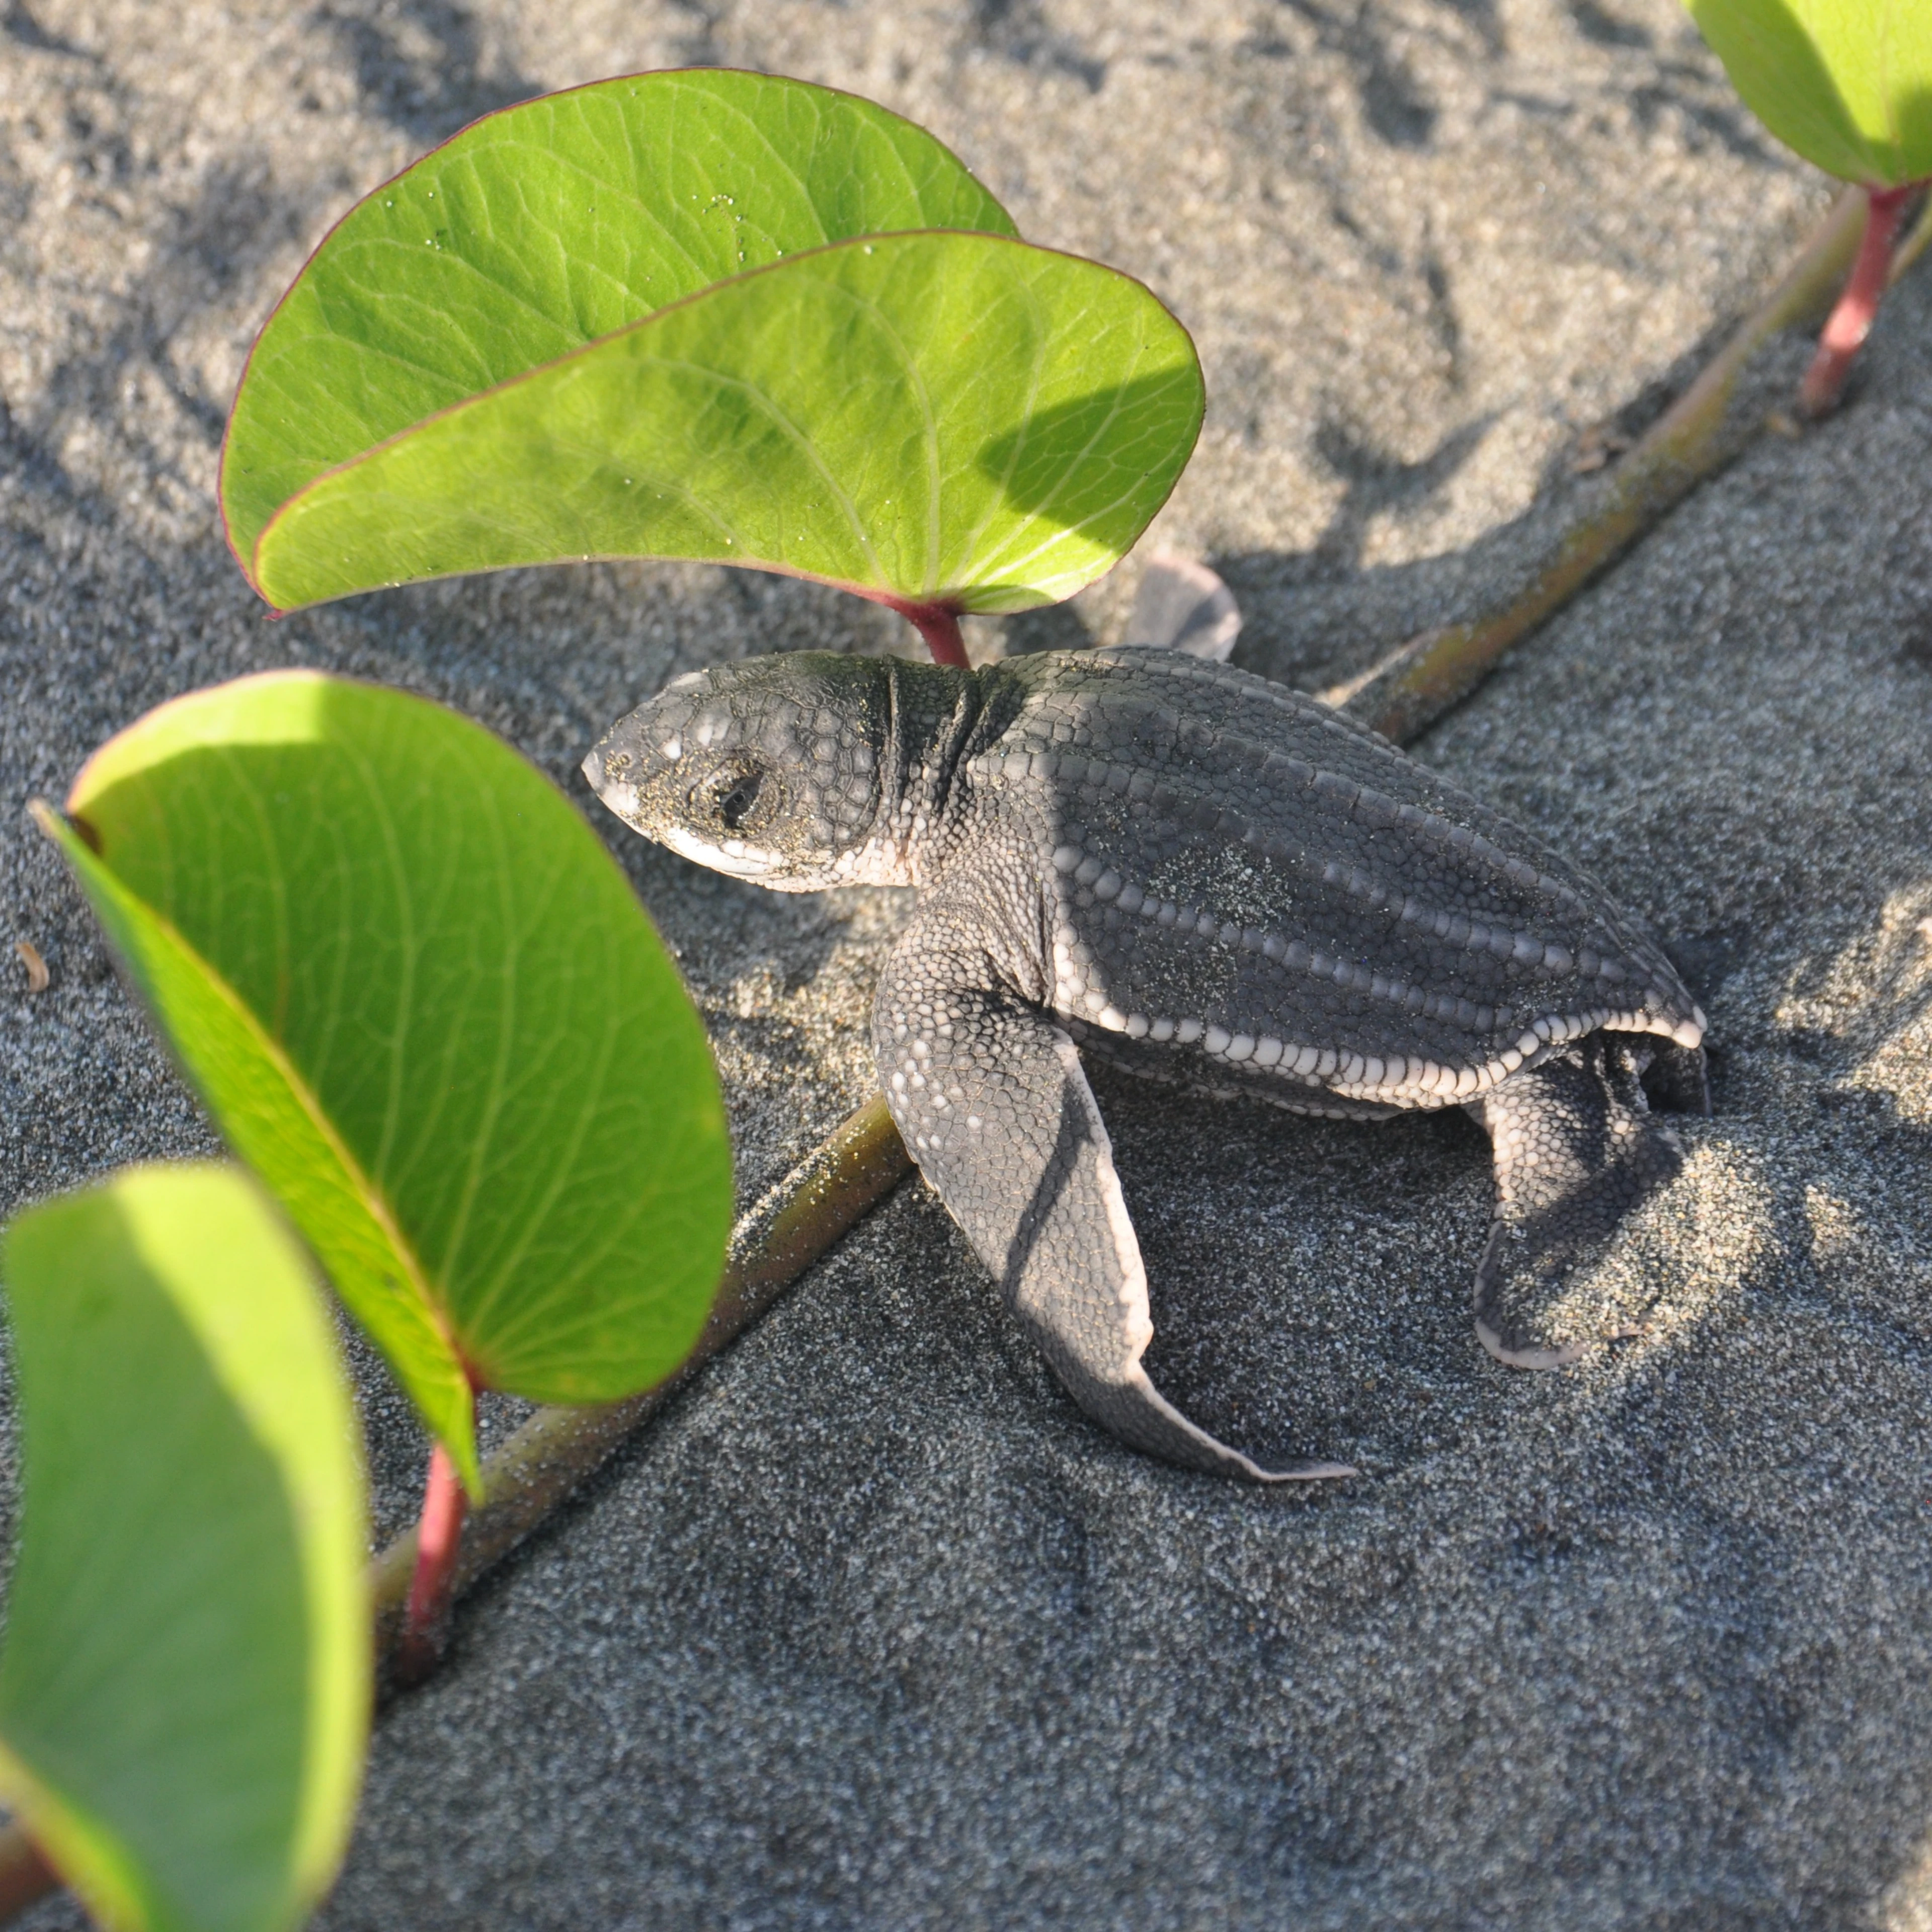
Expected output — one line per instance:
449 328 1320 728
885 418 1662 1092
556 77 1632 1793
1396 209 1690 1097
246 229 1204 617
0 1163 367 1932
1687 0 1932 187
221 68 1017 570
36 672 733 1491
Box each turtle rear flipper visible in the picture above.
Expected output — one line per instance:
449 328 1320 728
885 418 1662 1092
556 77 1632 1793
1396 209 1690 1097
1470 1035 1685 1369
1641 1035 1712 1116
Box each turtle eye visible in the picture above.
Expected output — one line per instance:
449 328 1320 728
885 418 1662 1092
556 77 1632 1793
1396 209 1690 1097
695 760 769 832
716 770 762 830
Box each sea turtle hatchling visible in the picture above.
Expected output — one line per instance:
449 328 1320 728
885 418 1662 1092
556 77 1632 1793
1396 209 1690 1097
586 646 1707 1483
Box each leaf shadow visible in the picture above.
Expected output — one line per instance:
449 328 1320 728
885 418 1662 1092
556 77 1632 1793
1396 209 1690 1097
1276 0 1450 148
1210 316 1813 693
1 0 89 55
1303 412 1497 576
971 0 1108 96
305 0 540 146
969 367 1204 584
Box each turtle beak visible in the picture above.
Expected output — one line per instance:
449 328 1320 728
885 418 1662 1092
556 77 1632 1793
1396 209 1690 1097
584 690 694 833
581 730 641 827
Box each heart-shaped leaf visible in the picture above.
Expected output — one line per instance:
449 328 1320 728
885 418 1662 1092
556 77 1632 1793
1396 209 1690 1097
221 68 1017 575
35 673 733 1491
244 229 1204 618
1687 0 1932 187
0 1163 367 1932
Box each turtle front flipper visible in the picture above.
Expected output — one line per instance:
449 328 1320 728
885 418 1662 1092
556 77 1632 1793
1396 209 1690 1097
1470 1034 1687 1368
872 915 1352 1485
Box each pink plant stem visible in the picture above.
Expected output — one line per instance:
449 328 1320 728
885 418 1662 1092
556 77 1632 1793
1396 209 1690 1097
394 1438 469 1686
1800 183 1917 418
899 602 971 668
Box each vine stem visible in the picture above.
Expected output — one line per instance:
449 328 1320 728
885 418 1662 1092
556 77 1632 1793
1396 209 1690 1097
1800 183 1920 418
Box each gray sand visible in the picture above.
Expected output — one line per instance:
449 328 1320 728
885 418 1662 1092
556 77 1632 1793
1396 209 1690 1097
6 1 1932 1925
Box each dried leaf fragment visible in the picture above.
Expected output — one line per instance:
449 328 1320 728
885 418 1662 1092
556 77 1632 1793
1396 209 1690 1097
1568 426 1632 475
1124 550 1243 661
14 941 48 994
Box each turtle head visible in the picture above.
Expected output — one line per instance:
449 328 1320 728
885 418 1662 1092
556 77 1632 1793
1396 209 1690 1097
584 652 892 890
